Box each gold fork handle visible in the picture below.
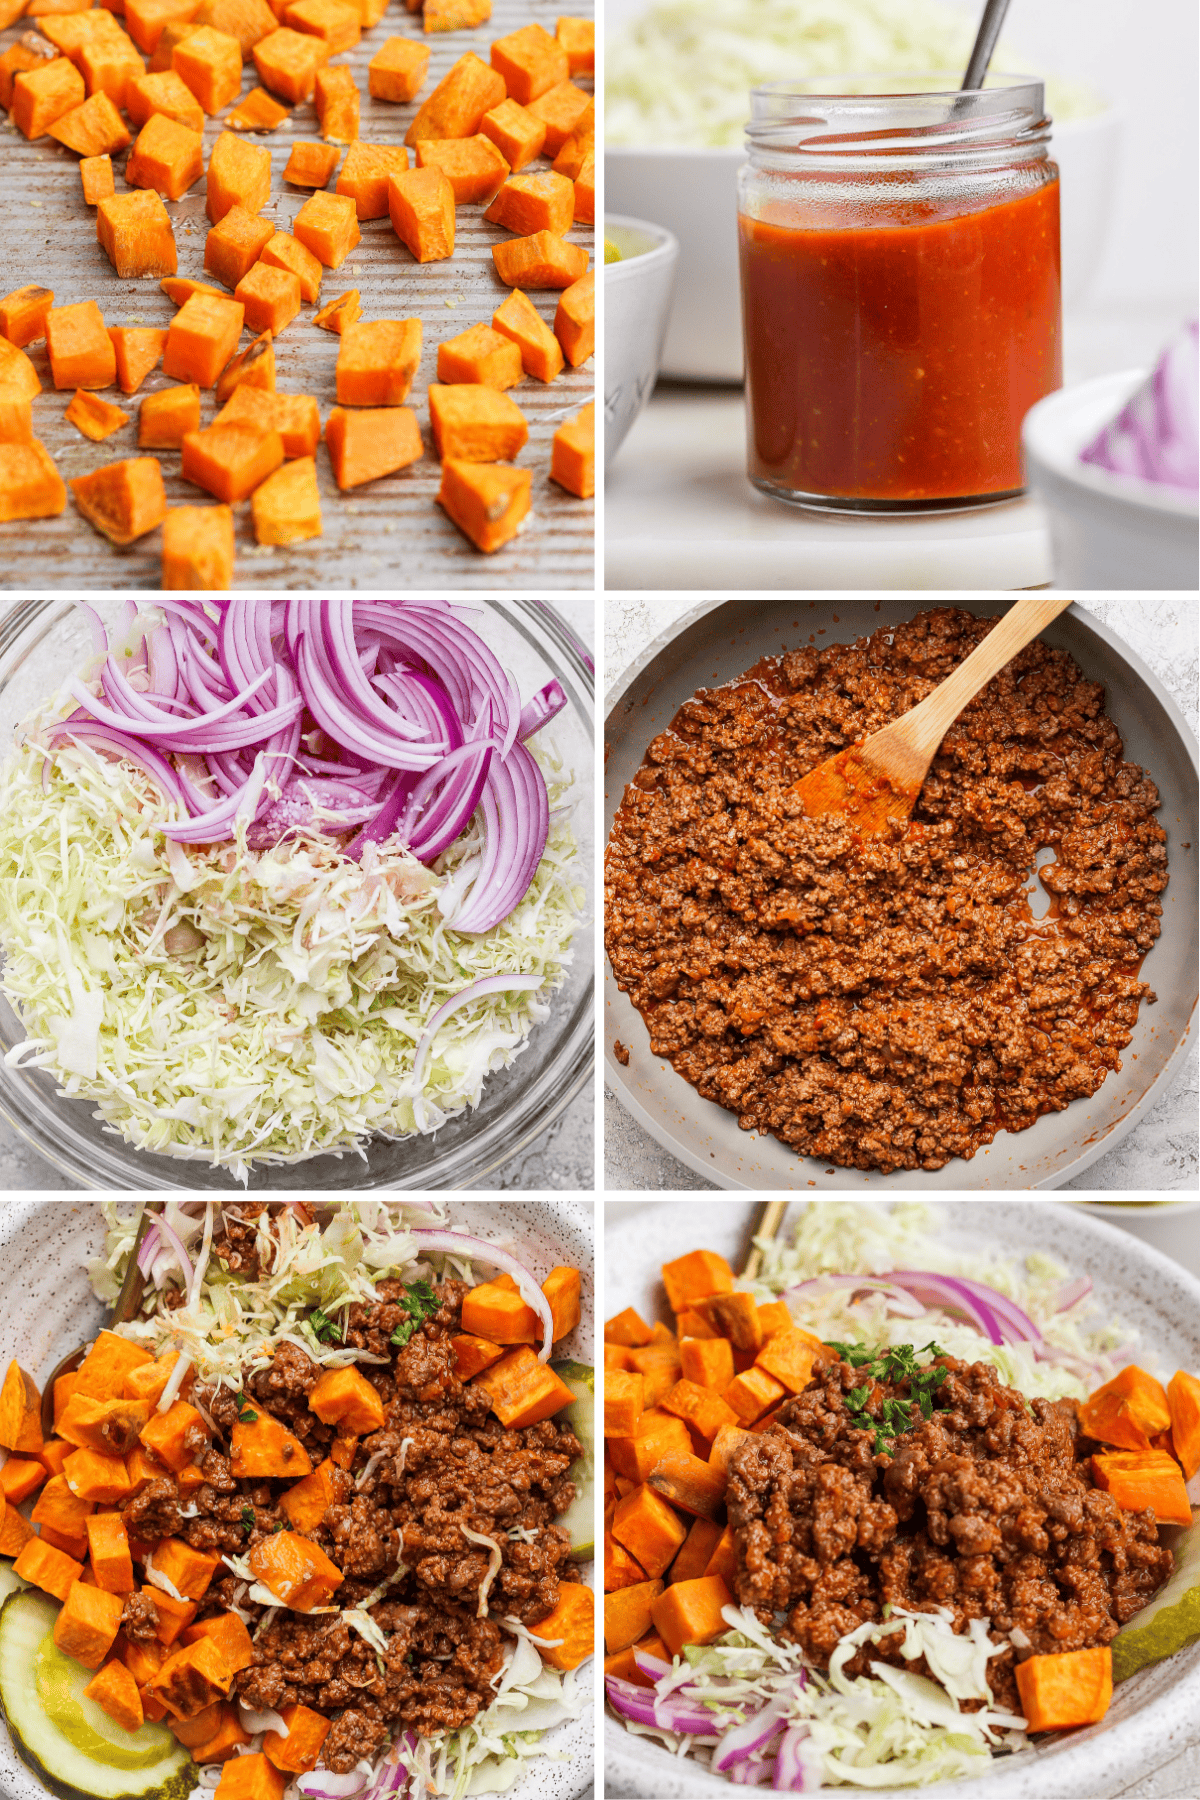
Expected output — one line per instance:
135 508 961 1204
741 1200 787 1281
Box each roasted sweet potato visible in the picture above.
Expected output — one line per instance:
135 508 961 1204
650 1573 732 1659
527 1581 593 1671
161 503 235 588
324 404 421 486
53 1581 125 1669
437 459 531 554
229 1411 312 1479
262 1703 331 1774
472 1346 574 1428
404 50 501 145
0 1362 43 1454
1091 1450 1192 1526
84 1659 144 1733
247 1530 342 1610
1080 1367 1173 1454
335 318 421 405
367 33 428 103
603 1577 662 1654
428 383 527 462
1014 1646 1112 1732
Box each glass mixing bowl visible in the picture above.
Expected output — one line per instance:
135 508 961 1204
0 598 594 1191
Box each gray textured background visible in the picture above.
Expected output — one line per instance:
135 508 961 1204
0 597 594 1191
604 597 1199 1194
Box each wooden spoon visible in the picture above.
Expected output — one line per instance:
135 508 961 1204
38 1202 160 1440
792 599 1074 836
740 1200 787 1281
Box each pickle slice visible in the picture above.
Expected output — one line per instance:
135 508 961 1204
1112 1515 1200 1681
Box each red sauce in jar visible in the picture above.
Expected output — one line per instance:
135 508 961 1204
739 177 1062 506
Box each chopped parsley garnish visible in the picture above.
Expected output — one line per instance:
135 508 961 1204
241 1506 256 1530
389 1280 440 1349
824 1341 949 1456
310 1307 343 1344
236 1397 258 1424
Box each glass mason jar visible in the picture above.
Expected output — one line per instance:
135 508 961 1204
738 77 1062 513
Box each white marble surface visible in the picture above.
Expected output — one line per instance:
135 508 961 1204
604 598 1198 1194
0 601 596 1195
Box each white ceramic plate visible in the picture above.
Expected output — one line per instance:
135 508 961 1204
0 1199 595 1800
604 1199 1200 1800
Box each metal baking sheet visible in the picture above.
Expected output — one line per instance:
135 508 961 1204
604 598 1200 1191
0 0 593 588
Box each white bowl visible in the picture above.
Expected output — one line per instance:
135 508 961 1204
1022 370 1200 589
0 1198 596 1800
604 1199 1200 1799
604 213 680 467
606 103 1123 383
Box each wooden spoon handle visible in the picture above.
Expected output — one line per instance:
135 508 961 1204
741 1200 788 1280
887 599 1074 767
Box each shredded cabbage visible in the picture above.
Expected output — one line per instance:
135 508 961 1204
749 1201 1137 1402
0 727 583 1177
607 0 1103 149
401 1638 584 1800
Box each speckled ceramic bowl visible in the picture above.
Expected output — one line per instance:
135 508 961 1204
0 1199 595 1800
604 1199 1200 1799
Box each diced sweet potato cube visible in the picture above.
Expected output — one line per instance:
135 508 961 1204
603 1577 662 1654
284 138 339 187
308 1366 385 1435
573 152 593 223
0 286 55 350
32 1473 94 1540
480 98 544 172
450 1334 505 1382
437 458 530 554
527 78 588 156
140 1402 209 1474
53 1581 124 1669
555 15 591 74
62 390 127 440
1080 1367 1173 1454
335 142 407 219
207 127 271 221
755 1328 819 1395
312 61 356 140
126 0 202 55
75 1336 156 1405
263 1703 331 1774
126 112 204 199
12 58 86 139
756 1303 793 1343
194 0 277 53
388 164 454 263
610 1483 688 1579
0 1362 43 1453
147 1635 234 1718
604 1369 644 1440
125 68 204 129
139 383 201 446
647 1449 727 1520
552 101 592 178
1091 1449 1192 1526
492 288 563 383
404 50 501 145
235 261 302 336
182 422 284 502
0 46 54 115
256 231 321 305
213 329 274 403
0 1458 47 1505
659 1379 739 1447
229 1411 312 1478
86 1512 135 1593
48 90 131 156
553 269 592 367
428 383 527 462
544 1267 581 1343
95 189 177 279
423 0 488 30
722 1366 786 1427
324 404 421 487
45 299 116 390
526 1582 593 1672
150 1536 222 1601
708 1423 752 1479
227 84 289 127
472 1345 574 1427
162 503 235 587
490 22 566 104
248 1530 342 1611
164 291 244 387
250 455 322 544
662 1251 735 1313
650 1573 732 1659
204 203 274 289
334 318 421 405
668 1516 723 1586
367 33 427 103
492 231 588 289
0 440 66 522
285 0 357 52
1015 1647 1113 1733
278 1458 341 1533
607 1409 693 1484
292 189 360 267
70 458 167 544
1169 1370 1200 1480
415 134 508 205
172 23 240 110
215 1753 285 1800
679 1337 735 1393
161 276 227 306
182 1613 255 1675
14 1537 86 1604
627 1344 682 1409
461 1275 538 1345
108 326 168 394
84 1659 144 1733
252 24 328 101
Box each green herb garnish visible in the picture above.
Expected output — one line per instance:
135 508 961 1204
824 1341 949 1455
310 1307 343 1344
241 1506 256 1530
236 1397 258 1424
390 1279 439 1349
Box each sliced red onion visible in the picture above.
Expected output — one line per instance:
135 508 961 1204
154 1213 194 1284
633 1650 673 1682
730 1760 772 1785
518 679 567 741
407 974 543 1093
137 1222 161 1275
712 1691 794 1772
1053 1275 1093 1313
410 1224 554 1363
297 1776 369 1797
45 722 193 814
76 601 108 657
604 1676 722 1739
774 1724 815 1791
783 1275 928 1320
883 1273 1042 1347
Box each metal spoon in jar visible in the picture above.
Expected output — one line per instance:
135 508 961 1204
38 1203 160 1440
962 0 1013 91
790 598 1075 837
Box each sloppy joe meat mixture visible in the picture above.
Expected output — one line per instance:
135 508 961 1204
605 607 1169 1173
120 1270 581 1767
726 1353 1174 1716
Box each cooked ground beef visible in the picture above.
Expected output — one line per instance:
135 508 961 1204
726 1354 1174 1714
120 1590 160 1642
605 607 1169 1173
123 1280 582 1764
